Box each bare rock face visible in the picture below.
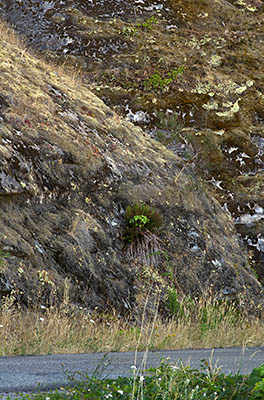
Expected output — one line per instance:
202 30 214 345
0 19 263 317
0 272 13 297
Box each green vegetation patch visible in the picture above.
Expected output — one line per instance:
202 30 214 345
144 67 185 90
136 16 158 31
124 203 163 243
121 16 158 36
0 250 10 266
7 361 264 400
123 203 164 267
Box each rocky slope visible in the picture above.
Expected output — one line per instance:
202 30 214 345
0 3 263 318
1 0 264 286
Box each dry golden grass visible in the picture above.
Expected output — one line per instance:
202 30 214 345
0 18 77 140
0 15 141 180
0 17 110 165
0 18 82 82
0 295 263 356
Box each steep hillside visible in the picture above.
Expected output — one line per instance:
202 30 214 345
0 18 263 319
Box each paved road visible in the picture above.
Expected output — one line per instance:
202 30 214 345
0 347 263 396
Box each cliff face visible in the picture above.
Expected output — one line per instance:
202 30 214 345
0 18 263 317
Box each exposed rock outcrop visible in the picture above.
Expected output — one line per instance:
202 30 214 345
0 18 263 317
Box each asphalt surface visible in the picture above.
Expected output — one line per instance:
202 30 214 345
0 347 264 397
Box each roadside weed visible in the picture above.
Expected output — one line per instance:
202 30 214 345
7 360 264 400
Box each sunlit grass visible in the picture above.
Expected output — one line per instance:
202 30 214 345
0 295 263 356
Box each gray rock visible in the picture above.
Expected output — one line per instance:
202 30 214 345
0 272 13 296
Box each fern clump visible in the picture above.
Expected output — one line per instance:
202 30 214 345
125 203 163 242
124 203 163 266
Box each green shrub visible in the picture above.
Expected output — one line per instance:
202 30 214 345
137 16 158 31
144 67 184 90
